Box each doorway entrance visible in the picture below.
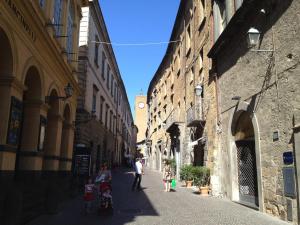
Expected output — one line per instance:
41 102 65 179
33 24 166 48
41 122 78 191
236 140 258 206
233 111 259 208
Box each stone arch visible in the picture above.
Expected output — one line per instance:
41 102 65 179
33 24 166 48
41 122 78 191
59 103 74 171
227 101 263 211
17 65 44 172
23 66 43 101
47 82 63 114
43 88 63 171
21 57 45 100
47 89 60 115
0 24 18 145
0 27 13 76
0 22 18 76
63 102 72 123
47 81 64 98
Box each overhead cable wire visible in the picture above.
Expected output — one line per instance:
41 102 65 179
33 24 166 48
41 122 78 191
91 40 181 46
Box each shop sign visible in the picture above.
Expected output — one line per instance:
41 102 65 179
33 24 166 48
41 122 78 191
4 0 36 41
283 151 293 165
7 96 23 145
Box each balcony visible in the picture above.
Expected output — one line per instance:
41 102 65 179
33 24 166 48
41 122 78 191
165 108 184 132
186 99 206 127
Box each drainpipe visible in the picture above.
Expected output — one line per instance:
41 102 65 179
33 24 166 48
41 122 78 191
292 115 300 223
214 72 220 124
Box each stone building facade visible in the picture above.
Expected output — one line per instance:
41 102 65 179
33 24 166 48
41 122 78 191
146 0 216 180
208 0 300 223
0 0 87 224
76 0 135 171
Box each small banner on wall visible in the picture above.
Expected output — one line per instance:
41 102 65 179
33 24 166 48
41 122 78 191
38 116 47 151
7 96 23 146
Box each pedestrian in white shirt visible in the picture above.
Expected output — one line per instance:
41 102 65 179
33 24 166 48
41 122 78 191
132 158 143 191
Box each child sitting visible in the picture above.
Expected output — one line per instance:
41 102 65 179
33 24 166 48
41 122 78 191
101 186 113 209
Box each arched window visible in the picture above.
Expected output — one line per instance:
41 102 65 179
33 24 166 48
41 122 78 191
67 0 75 60
53 0 63 35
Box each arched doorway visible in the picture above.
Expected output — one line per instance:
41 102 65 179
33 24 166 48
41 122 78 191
59 104 73 172
18 66 43 173
191 126 205 166
0 27 13 75
233 111 259 208
43 89 62 172
0 27 14 145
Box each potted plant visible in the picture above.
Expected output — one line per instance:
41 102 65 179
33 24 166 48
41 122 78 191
199 167 210 196
191 166 202 191
192 166 210 195
180 165 194 187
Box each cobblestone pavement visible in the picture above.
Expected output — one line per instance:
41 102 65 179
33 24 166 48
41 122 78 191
28 168 289 225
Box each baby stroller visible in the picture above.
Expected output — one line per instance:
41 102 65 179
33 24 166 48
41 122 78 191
97 179 113 215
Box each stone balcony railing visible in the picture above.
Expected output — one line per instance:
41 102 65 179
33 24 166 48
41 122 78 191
165 108 183 132
186 98 206 127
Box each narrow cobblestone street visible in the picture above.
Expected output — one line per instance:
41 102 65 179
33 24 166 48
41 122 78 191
27 168 289 225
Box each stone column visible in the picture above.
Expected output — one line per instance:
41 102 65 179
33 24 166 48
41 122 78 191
19 100 46 171
59 122 75 172
0 77 24 172
43 114 63 171
0 78 13 145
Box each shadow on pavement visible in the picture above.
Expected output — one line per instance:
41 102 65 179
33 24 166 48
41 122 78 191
27 168 159 225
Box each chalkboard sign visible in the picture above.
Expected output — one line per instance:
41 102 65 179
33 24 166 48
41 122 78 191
74 154 91 176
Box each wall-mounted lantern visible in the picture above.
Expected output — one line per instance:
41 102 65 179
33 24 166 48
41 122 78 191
195 84 203 97
247 28 261 48
247 27 274 52
45 83 74 103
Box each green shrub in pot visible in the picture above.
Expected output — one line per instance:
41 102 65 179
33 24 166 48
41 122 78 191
180 164 194 181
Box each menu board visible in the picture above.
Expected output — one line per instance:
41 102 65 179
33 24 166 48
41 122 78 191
74 154 91 176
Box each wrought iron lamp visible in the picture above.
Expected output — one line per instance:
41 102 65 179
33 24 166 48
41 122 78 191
45 83 73 103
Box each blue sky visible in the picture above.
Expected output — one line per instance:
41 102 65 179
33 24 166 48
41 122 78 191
99 0 180 117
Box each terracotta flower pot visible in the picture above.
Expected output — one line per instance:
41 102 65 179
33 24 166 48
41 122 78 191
199 186 209 196
185 180 193 188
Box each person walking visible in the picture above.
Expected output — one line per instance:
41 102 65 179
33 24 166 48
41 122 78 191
95 163 112 184
132 158 143 191
162 160 172 192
